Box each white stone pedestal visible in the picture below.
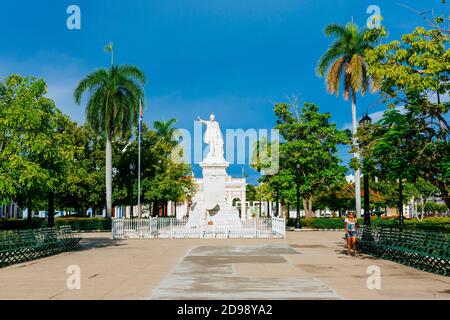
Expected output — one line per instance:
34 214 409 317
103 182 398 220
187 157 241 228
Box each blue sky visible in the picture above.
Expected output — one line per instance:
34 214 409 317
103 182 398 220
0 0 447 183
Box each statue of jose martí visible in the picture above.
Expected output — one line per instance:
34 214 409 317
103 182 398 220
197 113 224 160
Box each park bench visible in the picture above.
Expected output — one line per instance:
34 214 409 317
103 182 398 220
357 225 449 276
0 226 81 268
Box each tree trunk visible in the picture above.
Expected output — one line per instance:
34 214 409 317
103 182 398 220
287 202 290 219
399 178 404 226
48 192 55 228
308 196 313 217
436 92 447 142
302 199 308 217
438 184 450 211
352 93 362 218
27 198 32 227
105 138 113 218
259 200 262 217
420 196 426 221
302 196 314 218
152 200 159 217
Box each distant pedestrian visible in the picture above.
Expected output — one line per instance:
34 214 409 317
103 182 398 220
344 212 358 257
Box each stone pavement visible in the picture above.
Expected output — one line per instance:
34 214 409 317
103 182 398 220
149 244 340 300
0 231 449 300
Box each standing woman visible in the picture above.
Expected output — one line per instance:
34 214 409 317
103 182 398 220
344 212 358 257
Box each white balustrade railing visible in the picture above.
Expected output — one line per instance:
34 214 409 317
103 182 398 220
271 217 286 238
112 217 286 239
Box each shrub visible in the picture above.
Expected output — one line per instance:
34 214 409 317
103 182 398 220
0 218 45 230
54 218 111 232
286 217 450 233
0 230 21 241
402 217 450 233
0 218 111 232
286 218 344 229
417 202 449 215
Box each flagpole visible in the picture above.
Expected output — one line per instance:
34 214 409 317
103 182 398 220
138 99 142 218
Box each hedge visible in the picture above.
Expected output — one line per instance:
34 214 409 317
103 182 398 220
286 217 450 233
286 218 344 230
54 218 111 232
0 230 20 241
0 218 111 232
0 218 45 230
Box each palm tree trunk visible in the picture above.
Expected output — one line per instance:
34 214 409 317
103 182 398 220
352 93 362 218
106 138 112 218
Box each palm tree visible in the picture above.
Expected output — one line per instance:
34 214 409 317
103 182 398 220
74 65 146 217
316 22 377 218
153 118 177 144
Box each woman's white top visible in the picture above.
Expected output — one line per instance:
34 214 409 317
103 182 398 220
344 218 357 232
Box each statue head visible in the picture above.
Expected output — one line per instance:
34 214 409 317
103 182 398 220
210 113 216 122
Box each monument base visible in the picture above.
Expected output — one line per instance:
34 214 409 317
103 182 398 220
207 201 242 228
187 158 242 229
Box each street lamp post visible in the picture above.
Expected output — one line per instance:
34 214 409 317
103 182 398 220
295 163 302 230
359 112 372 227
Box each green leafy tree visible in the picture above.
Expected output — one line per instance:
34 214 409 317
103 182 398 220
74 64 146 217
113 121 194 217
317 22 379 218
411 178 440 220
254 182 274 217
245 184 257 203
365 20 450 208
258 168 295 217
142 161 193 216
273 102 349 217
0 75 76 225
57 125 106 216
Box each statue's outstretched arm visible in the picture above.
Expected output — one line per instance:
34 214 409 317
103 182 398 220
197 116 207 124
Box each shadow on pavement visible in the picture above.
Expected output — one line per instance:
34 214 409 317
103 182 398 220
334 248 378 260
77 237 128 251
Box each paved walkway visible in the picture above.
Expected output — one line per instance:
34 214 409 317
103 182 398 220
0 231 449 300
150 244 339 300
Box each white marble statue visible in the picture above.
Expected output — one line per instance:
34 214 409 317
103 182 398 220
197 113 224 160
187 113 242 229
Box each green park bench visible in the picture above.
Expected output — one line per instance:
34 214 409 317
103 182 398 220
357 226 449 276
0 226 81 268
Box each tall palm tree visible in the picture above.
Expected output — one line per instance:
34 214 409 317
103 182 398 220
153 118 177 144
74 65 146 217
317 22 377 218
